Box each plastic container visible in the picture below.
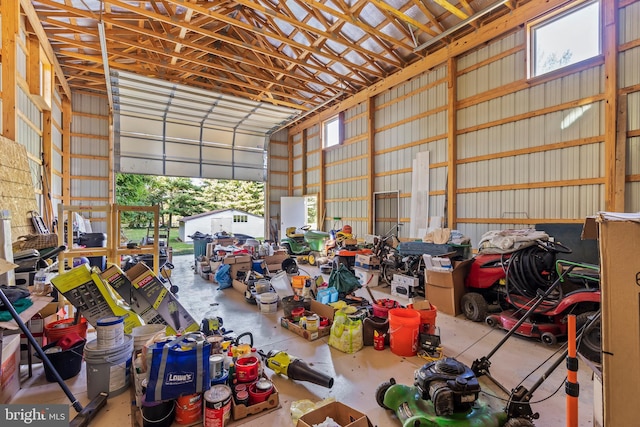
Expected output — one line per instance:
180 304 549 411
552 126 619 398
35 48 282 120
235 356 259 383
254 279 270 294
132 324 166 352
316 287 339 304
416 304 437 335
78 232 107 271
141 398 175 427
270 271 294 299
175 393 202 425
37 339 86 382
248 379 273 405
84 334 134 399
372 299 401 318
96 316 124 349
388 308 421 357
45 317 88 344
363 316 390 346
257 292 278 314
281 295 305 318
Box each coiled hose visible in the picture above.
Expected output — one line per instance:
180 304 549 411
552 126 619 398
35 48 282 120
505 245 559 300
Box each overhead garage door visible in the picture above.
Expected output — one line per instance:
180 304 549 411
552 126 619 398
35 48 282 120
112 71 299 181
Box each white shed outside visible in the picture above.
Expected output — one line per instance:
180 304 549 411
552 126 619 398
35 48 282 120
178 209 264 242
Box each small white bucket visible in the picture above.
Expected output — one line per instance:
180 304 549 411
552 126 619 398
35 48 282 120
96 316 124 349
257 292 278 314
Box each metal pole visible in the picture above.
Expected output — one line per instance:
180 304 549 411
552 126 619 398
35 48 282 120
0 288 83 412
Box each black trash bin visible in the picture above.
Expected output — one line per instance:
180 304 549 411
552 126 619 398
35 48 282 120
78 232 107 271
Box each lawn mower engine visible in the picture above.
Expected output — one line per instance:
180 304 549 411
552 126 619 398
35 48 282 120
415 357 481 416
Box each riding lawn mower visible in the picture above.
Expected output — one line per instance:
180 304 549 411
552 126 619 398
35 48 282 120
460 239 601 363
376 261 601 426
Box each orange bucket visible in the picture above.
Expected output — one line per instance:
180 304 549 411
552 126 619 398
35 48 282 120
388 308 420 357
44 317 88 345
417 304 437 335
175 393 202 425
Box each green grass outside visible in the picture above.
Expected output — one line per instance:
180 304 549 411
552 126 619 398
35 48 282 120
122 227 193 256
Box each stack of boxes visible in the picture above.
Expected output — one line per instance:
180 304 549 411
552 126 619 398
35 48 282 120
353 254 380 287
390 274 420 298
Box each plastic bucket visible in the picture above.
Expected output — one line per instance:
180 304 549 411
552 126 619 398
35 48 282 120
175 393 202 425
45 317 88 344
417 304 437 335
141 399 175 427
281 295 305 318
388 308 421 357
372 299 401 318
96 316 125 349
37 339 86 382
84 334 134 399
132 324 166 352
257 292 278 314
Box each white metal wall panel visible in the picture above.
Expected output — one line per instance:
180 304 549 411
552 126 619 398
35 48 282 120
628 92 640 131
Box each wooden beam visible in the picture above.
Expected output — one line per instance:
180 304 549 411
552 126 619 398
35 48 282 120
432 0 469 20
368 0 439 36
1 0 18 140
603 0 623 212
19 0 71 97
62 96 72 205
367 96 375 234
457 177 604 193
290 0 577 133
446 56 457 230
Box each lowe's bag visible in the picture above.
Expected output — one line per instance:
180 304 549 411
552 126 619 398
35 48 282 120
145 332 211 401
328 310 363 354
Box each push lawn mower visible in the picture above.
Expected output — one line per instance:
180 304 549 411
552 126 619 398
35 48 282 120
461 240 601 362
376 267 601 427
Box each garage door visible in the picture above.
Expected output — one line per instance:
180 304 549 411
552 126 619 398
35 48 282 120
112 71 299 181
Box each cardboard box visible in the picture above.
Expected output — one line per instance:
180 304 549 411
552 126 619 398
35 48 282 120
51 263 143 333
263 253 288 265
19 314 44 364
393 274 419 288
231 261 252 279
424 259 472 316
101 265 173 332
223 256 237 265
124 263 200 334
353 267 379 287
232 279 247 294
0 334 20 404
297 401 371 427
583 213 640 426
354 254 380 270
231 375 280 421
391 280 414 298
280 300 334 341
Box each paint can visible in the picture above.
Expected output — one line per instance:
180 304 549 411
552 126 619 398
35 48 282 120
209 354 224 380
203 384 232 427
96 316 124 349
175 393 202 425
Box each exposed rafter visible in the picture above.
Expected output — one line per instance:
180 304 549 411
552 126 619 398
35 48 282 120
32 0 515 111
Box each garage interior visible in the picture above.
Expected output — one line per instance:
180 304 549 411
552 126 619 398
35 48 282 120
0 0 639 426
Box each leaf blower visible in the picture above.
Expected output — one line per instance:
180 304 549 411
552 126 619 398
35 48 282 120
259 350 334 388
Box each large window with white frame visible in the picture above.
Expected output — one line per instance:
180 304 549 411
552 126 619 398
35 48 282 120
529 0 601 78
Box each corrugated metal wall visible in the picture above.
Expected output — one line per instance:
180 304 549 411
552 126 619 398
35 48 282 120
272 1 637 249
70 92 111 232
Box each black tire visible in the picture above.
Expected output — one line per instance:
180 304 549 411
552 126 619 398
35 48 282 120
485 315 499 328
541 332 557 346
375 381 393 409
382 266 397 285
461 293 489 322
504 418 535 427
282 243 293 255
170 285 179 294
576 311 601 364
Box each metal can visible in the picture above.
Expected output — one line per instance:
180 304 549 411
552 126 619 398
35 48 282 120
203 385 232 427
209 354 224 379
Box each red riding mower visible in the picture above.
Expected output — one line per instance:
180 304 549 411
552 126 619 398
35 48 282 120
461 239 601 363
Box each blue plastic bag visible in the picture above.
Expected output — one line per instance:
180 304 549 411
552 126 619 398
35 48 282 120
215 264 232 289
146 332 211 402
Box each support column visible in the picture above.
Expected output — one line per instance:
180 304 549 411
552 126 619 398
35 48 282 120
604 0 623 211
367 97 375 234
446 57 458 229
62 96 72 205
1 0 18 140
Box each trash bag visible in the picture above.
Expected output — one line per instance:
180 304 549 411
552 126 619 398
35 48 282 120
328 264 360 294
215 264 232 289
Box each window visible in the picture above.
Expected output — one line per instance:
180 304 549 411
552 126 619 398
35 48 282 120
233 215 247 223
322 113 344 148
529 0 600 78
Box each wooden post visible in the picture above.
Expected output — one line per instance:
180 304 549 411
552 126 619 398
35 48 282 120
603 0 623 211
446 57 458 229
1 0 18 140
62 96 72 205
367 97 375 235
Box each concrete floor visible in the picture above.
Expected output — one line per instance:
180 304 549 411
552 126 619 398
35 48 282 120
11 254 597 426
